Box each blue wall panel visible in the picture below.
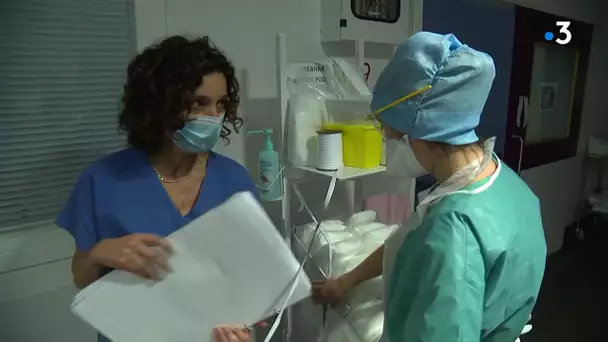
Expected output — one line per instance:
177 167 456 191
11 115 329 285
422 0 516 153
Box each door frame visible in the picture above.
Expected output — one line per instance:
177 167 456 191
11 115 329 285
503 6 593 171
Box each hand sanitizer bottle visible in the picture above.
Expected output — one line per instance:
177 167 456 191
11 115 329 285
247 129 282 201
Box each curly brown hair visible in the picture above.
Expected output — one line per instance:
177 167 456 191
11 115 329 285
119 36 242 155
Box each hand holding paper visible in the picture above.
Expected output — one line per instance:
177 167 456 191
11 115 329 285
71 192 311 342
89 233 172 280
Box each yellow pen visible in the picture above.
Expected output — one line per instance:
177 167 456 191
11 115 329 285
367 84 432 120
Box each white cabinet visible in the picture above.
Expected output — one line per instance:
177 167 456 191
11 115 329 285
321 0 423 44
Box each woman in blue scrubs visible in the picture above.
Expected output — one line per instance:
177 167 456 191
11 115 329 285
57 36 257 342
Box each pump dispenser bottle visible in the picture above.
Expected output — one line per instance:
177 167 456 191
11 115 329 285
247 129 282 201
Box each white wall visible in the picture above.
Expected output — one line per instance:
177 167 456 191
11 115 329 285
0 226 97 342
1 1 606 341
134 0 392 166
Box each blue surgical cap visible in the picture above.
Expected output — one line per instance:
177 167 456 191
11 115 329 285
371 32 496 145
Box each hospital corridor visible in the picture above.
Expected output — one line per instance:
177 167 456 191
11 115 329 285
521 226 608 342
1 0 607 341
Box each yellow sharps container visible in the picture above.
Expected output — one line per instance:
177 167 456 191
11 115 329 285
322 123 382 169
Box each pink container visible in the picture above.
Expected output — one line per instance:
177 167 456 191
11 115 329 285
363 194 411 226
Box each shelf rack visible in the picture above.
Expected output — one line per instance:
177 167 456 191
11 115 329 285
274 31 421 342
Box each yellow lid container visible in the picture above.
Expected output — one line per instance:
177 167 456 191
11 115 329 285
322 123 383 169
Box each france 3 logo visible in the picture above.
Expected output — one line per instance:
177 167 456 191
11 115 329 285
544 21 572 45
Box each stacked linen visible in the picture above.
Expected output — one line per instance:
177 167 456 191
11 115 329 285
352 223 398 246
293 220 354 277
321 211 396 342
316 239 377 279
343 301 385 341
293 211 395 279
293 210 396 341
297 220 348 254
346 210 378 226
323 300 384 342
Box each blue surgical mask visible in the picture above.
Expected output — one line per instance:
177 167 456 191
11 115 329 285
172 114 224 153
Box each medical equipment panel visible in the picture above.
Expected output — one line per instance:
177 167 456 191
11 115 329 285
321 0 423 44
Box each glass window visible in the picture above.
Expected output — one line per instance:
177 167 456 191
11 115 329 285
525 42 580 145
351 0 401 23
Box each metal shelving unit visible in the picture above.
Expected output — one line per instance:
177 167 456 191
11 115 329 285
273 31 418 342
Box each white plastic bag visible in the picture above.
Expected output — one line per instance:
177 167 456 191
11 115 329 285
315 238 378 277
330 253 369 277
285 59 371 168
296 220 345 247
324 320 361 342
294 220 344 261
287 94 328 167
323 300 384 342
346 300 385 342
346 210 377 227
387 224 399 232
351 222 387 235
361 227 392 245
285 61 336 168
311 231 354 256
329 238 372 256
347 276 383 307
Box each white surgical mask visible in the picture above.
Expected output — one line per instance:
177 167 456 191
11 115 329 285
386 136 428 179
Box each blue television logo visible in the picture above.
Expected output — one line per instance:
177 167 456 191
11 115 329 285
544 21 572 45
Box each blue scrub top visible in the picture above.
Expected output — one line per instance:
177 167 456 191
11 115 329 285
56 148 258 342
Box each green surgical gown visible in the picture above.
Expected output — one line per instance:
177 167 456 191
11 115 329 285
384 162 547 342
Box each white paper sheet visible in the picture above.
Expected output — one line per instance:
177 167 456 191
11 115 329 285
71 192 311 342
